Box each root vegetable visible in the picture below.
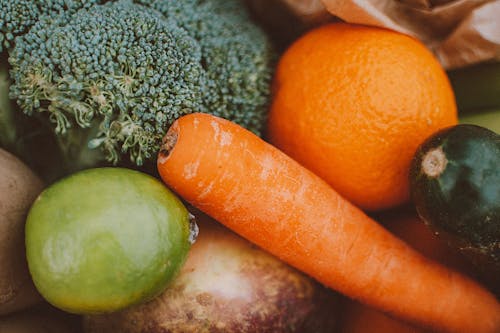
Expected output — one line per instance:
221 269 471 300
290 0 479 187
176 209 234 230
0 148 43 315
337 210 477 333
156 113 500 333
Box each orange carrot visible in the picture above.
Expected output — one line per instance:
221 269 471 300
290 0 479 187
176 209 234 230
336 212 477 333
157 113 500 333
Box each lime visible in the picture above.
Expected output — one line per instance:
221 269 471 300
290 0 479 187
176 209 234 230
25 168 195 314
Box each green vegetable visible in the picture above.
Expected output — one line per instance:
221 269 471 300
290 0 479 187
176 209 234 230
0 0 102 53
25 167 196 314
0 57 16 149
447 61 500 113
409 124 500 292
1 56 92 182
2 0 276 171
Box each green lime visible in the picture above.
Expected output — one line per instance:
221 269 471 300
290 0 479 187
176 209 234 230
25 168 195 314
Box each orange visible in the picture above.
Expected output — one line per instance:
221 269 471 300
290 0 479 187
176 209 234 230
267 23 457 211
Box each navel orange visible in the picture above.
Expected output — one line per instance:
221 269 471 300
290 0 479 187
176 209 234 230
267 23 458 211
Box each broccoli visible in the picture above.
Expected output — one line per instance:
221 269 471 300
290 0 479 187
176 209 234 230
10 0 206 166
0 0 102 159
0 0 102 53
145 0 275 129
4 0 276 172
0 58 13 146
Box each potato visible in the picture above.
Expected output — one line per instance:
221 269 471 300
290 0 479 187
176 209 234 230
0 302 83 333
84 212 339 332
0 148 44 315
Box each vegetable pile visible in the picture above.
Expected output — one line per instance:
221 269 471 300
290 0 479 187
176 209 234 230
0 1 499 333
157 112 500 333
84 213 339 332
1 0 275 175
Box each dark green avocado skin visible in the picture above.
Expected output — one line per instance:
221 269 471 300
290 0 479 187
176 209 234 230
409 124 499 293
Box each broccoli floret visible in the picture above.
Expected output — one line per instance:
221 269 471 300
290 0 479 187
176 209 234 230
7 0 276 168
10 0 206 165
0 0 102 52
148 0 276 131
1 56 82 183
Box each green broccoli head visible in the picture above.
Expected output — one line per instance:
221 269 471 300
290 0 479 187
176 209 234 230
7 0 276 168
148 0 276 131
10 0 206 165
0 0 102 53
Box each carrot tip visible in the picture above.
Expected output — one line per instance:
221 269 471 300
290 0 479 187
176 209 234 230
159 128 178 160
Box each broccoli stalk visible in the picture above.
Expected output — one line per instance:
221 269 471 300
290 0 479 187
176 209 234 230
5 0 276 174
0 55 16 149
1 53 106 182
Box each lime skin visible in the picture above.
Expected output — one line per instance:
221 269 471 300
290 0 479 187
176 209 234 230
25 168 192 314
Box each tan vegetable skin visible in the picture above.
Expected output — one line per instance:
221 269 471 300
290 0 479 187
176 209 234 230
84 212 339 333
0 148 44 315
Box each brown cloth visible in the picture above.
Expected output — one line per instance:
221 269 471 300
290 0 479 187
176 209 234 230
246 0 500 69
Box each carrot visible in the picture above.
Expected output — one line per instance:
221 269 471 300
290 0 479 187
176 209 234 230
336 212 476 333
157 113 500 333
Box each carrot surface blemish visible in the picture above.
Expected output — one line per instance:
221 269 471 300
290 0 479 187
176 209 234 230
157 113 500 333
